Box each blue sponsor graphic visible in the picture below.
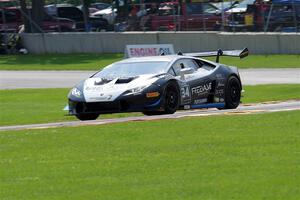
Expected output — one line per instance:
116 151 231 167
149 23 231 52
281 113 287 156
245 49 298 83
191 103 225 109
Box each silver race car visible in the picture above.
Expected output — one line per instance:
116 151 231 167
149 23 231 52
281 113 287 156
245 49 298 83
67 48 249 120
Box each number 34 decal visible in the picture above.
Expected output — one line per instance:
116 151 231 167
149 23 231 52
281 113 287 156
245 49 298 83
181 85 190 98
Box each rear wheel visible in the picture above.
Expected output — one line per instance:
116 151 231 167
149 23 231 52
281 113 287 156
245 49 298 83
75 113 99 121
224 76 241 109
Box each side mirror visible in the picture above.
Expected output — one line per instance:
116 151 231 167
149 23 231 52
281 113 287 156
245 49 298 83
180 67 194 75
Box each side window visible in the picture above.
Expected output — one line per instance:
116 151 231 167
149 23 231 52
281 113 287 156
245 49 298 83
172 60 184 75
197 59 216 70
167 67 176 76
172 59 199 75
3 10 20 23
58 7 83 21
182 59 199 71
186 3 202 15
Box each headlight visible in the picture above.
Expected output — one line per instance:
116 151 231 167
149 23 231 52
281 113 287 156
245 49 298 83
127 84 150 95
71 88 81 98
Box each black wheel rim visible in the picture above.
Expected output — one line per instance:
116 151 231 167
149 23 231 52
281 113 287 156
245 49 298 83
166 89 178 109
229 80 240 104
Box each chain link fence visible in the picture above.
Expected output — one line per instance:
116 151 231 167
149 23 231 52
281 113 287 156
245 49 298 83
0 0 299 34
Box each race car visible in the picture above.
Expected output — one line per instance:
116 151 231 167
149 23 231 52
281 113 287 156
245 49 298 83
67 48 248 120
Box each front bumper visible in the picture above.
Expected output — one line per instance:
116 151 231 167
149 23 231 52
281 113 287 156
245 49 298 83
68 91 163 115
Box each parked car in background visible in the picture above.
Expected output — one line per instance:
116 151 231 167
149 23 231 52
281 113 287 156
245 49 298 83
45 4 108 31
150 1 222 31
212 1 238 12
91 6 116 25
0 7 76 33
77 5 99 14
0 0 15 7
90 2 111 11
225 0 300 31
264 0 300 32
225 0 261 31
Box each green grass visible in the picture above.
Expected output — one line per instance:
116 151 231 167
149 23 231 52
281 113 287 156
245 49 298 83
243 84 300 103
0 53 123 70
206 54 300 68
1 111 300 199
0 84 299 126
0 54 299 70
0 88 142 126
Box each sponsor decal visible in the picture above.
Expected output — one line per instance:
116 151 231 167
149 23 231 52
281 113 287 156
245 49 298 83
89 94 112 101
194 98 207 104
184 105 190 110
217 82 225 87
181 86 190 98
215 89 224 95
180 85 191 104
214 97 225 103
216 74 224 79
146 92 160 98
71 88 81 97
191 83 212 95
85 86 102 92
125 44 174 58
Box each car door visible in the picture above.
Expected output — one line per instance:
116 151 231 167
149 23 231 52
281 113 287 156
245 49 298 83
172 58 216 105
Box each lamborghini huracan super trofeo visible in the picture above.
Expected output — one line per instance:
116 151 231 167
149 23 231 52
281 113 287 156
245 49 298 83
67 48 249 120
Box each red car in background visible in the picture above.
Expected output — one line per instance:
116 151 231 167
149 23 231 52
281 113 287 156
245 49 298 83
150 1 222 31
0 7 76 33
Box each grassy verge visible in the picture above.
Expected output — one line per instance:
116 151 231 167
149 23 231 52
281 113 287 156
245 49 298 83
0 54 299 70
1 111 299 199
0 53 123 70
242 84 300 103
206 54 300 68
0 84 299 126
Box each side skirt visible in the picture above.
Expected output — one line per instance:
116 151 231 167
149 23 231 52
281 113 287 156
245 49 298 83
190 103 225 109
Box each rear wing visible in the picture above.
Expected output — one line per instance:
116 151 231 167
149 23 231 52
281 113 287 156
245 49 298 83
184 48 249 63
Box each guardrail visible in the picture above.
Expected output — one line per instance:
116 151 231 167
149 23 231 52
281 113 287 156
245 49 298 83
21 32 300 54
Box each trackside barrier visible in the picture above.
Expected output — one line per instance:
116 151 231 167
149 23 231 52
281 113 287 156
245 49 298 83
21 32 300 54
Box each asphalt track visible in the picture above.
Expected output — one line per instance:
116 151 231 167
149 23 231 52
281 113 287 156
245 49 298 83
1 68 300 89
1 100 299 131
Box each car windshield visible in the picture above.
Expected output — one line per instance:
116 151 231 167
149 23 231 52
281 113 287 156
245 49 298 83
235 0 255 8
93 61 170 79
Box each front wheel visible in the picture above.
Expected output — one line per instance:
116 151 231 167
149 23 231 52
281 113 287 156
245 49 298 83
142 82 179 116
224 76 241 109
163 82 179 114
75 113 99 121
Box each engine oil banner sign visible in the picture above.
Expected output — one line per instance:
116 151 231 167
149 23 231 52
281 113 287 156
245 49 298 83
125 44 175 58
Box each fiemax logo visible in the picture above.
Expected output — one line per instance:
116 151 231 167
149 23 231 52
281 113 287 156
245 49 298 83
191 83 212 95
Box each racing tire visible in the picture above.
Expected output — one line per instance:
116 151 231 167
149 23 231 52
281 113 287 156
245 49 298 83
163 82 180 114
223 76 241 109
75 113 99 121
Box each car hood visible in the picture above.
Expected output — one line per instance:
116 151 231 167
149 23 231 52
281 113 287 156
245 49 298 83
83 74 159 102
